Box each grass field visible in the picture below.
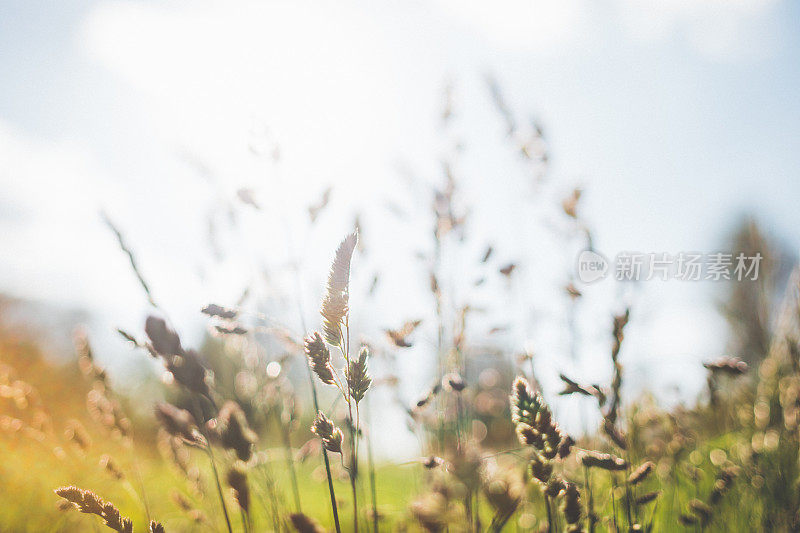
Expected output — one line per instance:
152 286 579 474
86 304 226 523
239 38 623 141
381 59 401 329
2 238 800 532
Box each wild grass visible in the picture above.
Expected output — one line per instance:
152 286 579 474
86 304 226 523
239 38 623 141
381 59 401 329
1 232 794 531
1 253 798 532
1 81 798 533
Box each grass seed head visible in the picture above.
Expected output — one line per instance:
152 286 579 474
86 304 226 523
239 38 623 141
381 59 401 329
154 403 205 446
688 499 712 524
510 376 539 427
145 316 183 357
215 401 257 461
290 512 326 533
704 357 748 376
628 461 655 485
65 419 92 451
145 316 209 394
347 346 371 403
529 452 553 485
312 412 343 454
385 319 422 348
166 349 210 395
561 482 582 525
304 332 336 385
578 450 628 471
544 476 565 498
201 303 238 320
99 455 124 480
54 486 133 533
709 466 738 504
226 463 250 514
635 491 661 506
602 417 628 450
444 372 466 392
557 434 575 459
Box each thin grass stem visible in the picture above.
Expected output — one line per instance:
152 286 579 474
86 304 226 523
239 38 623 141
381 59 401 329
206 444 234 533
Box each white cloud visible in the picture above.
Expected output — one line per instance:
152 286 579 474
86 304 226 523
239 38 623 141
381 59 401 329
433 0 591 52
432 0 781 61
80 1 410 183
614 0 781 61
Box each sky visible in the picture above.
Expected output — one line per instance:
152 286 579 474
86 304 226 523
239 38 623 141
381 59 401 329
1 0 799 448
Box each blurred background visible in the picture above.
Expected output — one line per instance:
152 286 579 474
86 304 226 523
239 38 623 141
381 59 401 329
1 0 800 458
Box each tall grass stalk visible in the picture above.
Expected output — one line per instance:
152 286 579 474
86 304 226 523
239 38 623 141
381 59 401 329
257 462 281 532
307 365 342 533
583 466 595 533
291 255 342 533
544 493 553 533
314 233 368 533
278 413 302 513
366 397 379 533
129 453 151 523
205 443 233 533
623 457 634 528
610 475 620 533
188 395 233 533
340 321 360 533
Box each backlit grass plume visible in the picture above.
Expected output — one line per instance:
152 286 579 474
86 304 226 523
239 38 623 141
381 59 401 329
306 232 371 533
347 346 371 403
510 377 569 460
510 376 577 532
320 232 358 346
54 486 133 533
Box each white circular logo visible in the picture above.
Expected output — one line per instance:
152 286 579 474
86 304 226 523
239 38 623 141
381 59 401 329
577 250 609 283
